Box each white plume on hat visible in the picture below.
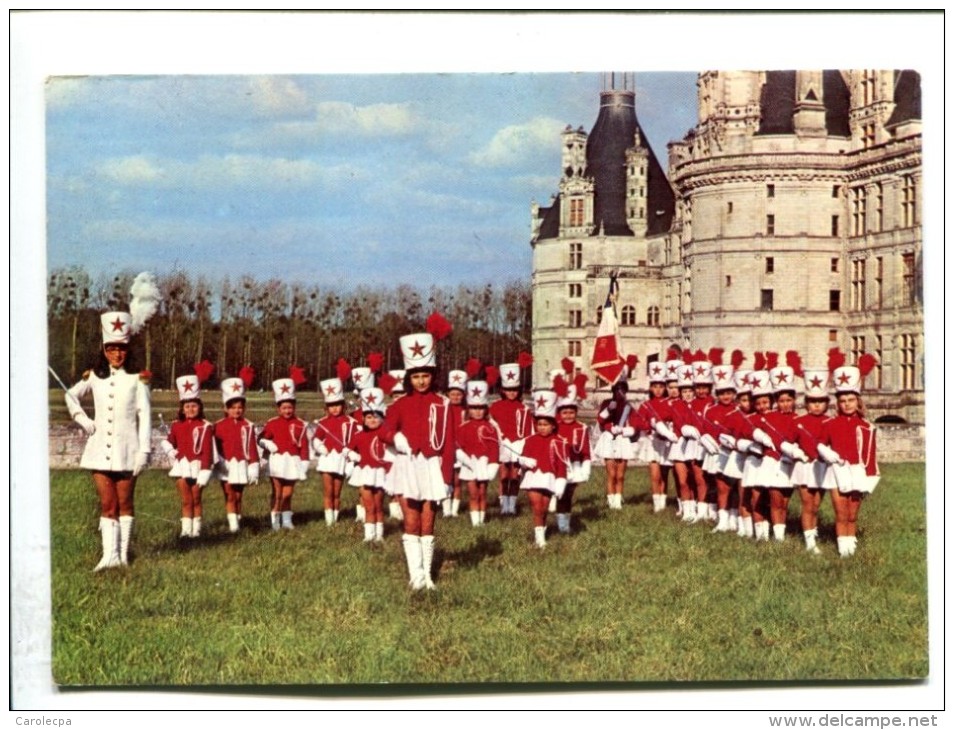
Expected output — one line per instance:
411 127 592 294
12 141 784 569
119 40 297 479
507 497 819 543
129 272 161 334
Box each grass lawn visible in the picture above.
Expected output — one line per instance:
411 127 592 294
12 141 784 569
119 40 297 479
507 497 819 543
49 463 927 686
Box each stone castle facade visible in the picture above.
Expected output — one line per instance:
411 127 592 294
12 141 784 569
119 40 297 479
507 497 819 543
530 71 923 423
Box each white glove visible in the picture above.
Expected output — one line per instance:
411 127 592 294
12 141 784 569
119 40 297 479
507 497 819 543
736 438 753 452
598 409 611 420
160 440 178 460
817 443 844 465
655 421 678 442
681 425 701 440
700 433 720 455
780 441 797 459
793 444 810 463
577 461 592 484
719 433 737 450
552 477 567 499
313 438 329 457
748 442 764 456
752 428 776 451
248 462 260 485
260 439 278 454
455 449 474 471
611 425 622 435
519 456 538 470
393 432 412 455
344 461 355 478
621 426 635 438
197 469 212 487
298 461 309 480
347 450 361 463
74 412 96 436
133 451 149 477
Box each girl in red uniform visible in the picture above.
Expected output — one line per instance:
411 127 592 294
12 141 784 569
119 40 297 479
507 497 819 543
455 380 500 527
763 363 800 541
347 387 391 544
817 356 880 557
259 374 310 530
381 319 457 590
516 390 568 548
739 370 774 540
443 369 469 518
791 365 832 554
313 375 361 526
704 362 739 532
637 360 678 514
349 365 374 524
727 369 755 537
214 371 260 534
687 356 718 522
554 373 591 534
160 369 216 538
488 359 533 515
668 360 702 522
594 377 642 510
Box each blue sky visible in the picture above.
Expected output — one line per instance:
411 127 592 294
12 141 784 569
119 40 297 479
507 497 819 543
46 72 698 289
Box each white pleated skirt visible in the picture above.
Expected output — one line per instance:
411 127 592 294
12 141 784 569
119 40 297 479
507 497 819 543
220 458 251 485
268 452 305 481
169 457 203 480
791 460 828 489
387 453 449 501
349 465 388 489
316 451 348 475
822 462 879 493
741 455 792 488
593 432 634 460
519 469 566 497
460 457 499 482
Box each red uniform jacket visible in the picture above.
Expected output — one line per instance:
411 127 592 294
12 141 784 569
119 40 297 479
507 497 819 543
521 432 568 479
689 395 716 435
381 390 458 485
489 398 533 441
701 402 736 439
793 412 829 461
456 418 501 462
164 418 215 469
557 420 591 462
748 410 797 461
314 413 361 454
214 416 260 464
346 427 391 470
823 413 878 476
596 398 645 434
260 416 310 459
637 396 674 431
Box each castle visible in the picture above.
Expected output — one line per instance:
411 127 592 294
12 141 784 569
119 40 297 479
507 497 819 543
530 71 922 423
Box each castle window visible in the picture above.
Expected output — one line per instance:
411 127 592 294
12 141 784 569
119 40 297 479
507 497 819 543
760 289 774 311
851 187 867 236
831 215 839 237
829 290 841 312
902 175 917 227
568 283 582 298
621 305 637 326
766 214 775 236
765 257 775 274
899 333 917 390
863 123 876 149
766 184 775 198
851 336 866 368
875 257 884 309
874 335 883 389
875 182 884 232
725 275 731 287
831 257 840 273
569 242 582 270
727 201 733 214
829 329 838 342
645 305 660 327
851 259 866 311
902 252 916 305
862 70 877 105
568 340 582 357
569 198 585 227
832 185 840 198
568 309 582 328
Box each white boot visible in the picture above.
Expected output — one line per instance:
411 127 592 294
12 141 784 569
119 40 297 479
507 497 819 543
837 535 852 557
325 509 334 526
675 498 683 516
441 497 452 516
389 501 404 521
470 511 480 527
363 523 375 542
355 504 366 523
757 520 771 541
191 516 202 538
332 509 340 524
180 517 193 538
548 495 557 513
772 523 786 542
451 498 461 517
682 500 697 522
804 528 821 554
652 494 666 513
507 495 518 514
420 535 436 589
557 513 571 534
94 517 121 572
227 512 240 533
847 536 858 555
606 493 614 509
374 522 384 542
534 525 547 548
728 509 739 532
281 511 294 530
402 534 425 590
479 510 486 525
118 516 133 565
270 511 281 531
712 509 729 533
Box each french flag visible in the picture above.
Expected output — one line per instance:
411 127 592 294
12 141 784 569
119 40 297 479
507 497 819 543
590 273 626 385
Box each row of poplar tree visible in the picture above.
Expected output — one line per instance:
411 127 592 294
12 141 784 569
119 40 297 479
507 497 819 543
48 266 532 391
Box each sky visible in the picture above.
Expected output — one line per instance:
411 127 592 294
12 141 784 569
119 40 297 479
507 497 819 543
45 71 698 290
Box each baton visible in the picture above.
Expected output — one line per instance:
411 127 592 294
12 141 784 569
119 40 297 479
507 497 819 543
49 365 83 409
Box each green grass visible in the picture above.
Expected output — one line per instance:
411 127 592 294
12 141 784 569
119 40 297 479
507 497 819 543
50 463 927 686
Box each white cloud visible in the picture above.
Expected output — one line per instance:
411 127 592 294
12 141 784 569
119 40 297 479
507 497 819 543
468 116 564 167
99 155 162 184
313 100 418 136
246 77 313 118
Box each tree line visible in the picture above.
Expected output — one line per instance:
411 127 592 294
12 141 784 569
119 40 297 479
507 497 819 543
48 266 532 391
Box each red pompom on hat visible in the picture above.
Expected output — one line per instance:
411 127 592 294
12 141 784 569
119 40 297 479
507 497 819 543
289 365 307 386
753 352 766 371
465 357 483 378
425 311 453 341
336 358 352 382
517 351 534 368
239 365 256 388
858 353 878 378
785 350 804 377
730 349 745 369
573 372 588 399
561 357 575 375
378 371 400 396
626 354 639 371
553 375 570 398
708 348 724 366
827 347 846 373
765 352 779 371
485 365 499 389
194 359 216 384
367 351 384 374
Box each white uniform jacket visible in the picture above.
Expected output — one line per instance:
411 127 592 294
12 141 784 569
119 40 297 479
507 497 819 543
66 368 152 472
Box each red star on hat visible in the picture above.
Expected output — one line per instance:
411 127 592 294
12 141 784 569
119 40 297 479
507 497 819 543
809 375 823 389
682 368 693 380
667 364 677 374
775 371 789 384
409 341 426 357
280 383 292 394
741 374 751 386
182 381 195 392
364 392 378 404
652 365 663 375
470 386 482 398
231 381 243 392
535 395 548 409
837 372 851 385
451 373 463 383
695 365 706 376
750 376 762 388
716 370 728 381
505 371 518 382
111 317 126 332
325 384 337 395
